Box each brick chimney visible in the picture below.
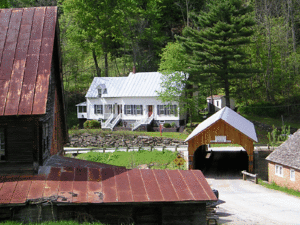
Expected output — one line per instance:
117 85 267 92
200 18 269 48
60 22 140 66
133 66 136 74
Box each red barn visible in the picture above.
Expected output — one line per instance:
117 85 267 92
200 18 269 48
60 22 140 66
0 6 68 175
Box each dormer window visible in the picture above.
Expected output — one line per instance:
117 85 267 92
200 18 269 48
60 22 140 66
98 89 102 97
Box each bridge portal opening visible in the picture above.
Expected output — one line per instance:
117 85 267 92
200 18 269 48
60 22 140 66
193 145 249 176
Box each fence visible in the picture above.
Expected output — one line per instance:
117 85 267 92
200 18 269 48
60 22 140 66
64 145 188 154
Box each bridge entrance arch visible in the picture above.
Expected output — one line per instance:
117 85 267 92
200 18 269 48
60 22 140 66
185 107 258 173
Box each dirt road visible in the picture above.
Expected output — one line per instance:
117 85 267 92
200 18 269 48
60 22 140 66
206 176 300 225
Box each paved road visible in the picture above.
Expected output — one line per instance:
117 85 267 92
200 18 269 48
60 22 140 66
206 176 300 225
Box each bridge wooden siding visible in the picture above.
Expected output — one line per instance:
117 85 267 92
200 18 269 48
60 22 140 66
187 119 255 172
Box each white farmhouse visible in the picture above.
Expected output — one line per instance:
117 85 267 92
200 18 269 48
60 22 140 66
206 95 235 112
76 72 186 131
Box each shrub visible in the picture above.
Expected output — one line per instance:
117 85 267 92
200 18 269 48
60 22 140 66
83 120 101 129
83 120 90 129
171 122 176 128
89 120 101 128
163 123 171 128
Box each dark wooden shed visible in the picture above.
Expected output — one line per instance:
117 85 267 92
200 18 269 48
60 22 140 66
185 107 258 172
0 7 68 175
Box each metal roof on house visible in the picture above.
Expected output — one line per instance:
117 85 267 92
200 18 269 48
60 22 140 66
266 129 300 170
0 167 217 205
85 72 163 98
185 106 258 142
0 7 57 116
75 102 87 107
86 77 127 98
206 95 224 99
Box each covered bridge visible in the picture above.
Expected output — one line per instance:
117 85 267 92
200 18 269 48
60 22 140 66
185 107 258 173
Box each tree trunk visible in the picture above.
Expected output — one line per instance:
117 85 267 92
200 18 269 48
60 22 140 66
92 49 101 77
224 77 230 108
104 53 108 77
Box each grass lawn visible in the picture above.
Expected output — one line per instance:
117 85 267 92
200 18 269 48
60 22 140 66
258 179 300 198
76 149 186 170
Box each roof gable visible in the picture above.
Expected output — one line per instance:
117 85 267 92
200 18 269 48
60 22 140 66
185 106 258 142
86 72 163 98
0 7 57 116
266 129 300 170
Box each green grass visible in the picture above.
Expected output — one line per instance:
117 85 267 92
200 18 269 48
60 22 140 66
258 179 300 197
76 150 186 170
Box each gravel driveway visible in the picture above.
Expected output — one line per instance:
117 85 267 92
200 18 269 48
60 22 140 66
206 175 300 224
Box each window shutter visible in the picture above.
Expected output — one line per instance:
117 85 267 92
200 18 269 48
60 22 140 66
124 105 127 115
157 105 160 115
140 105 143 115
164 105 167 115
134 105 137 115
94 105 96 114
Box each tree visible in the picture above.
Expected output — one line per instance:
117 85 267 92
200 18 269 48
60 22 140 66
177 0 257 108
158 41 206 124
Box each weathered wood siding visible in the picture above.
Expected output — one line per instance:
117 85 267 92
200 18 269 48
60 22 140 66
0 116 39 163
187 119 254 172
9 203 207 225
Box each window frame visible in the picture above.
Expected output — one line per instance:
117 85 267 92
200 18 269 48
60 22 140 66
78 106 87 113
157 105 177 116
290 169 295 181
94 105 103 114
275 164 283 177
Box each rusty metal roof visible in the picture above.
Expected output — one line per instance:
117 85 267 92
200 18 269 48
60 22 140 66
0 7 57 116
0 167 217 205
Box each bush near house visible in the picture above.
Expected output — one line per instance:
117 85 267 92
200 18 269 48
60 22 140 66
163 123 171 128
83 120 101 129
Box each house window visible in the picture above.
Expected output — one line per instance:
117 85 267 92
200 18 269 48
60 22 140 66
94 105 103 114
216 101 219 107
124 105 143 115
0 128 6 161
78 106 87 113
275 164 283 177
157 105 177 115
290 169 295 181
98 89 102 97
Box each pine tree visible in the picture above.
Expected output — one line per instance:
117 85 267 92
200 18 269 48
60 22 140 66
177 0 257 107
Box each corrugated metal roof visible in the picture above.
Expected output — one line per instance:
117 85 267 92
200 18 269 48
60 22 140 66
86 72 163 98
0 167 217 205
185 106 258 142
0 7 57 116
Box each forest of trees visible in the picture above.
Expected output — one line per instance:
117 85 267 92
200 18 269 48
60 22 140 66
2 0 300 124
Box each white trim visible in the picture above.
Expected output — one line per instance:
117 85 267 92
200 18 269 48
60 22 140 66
275 164 283 177
290 169 295 181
